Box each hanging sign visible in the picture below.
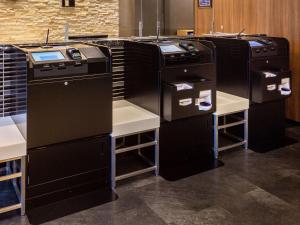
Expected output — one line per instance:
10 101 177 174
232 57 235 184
199 0 212 8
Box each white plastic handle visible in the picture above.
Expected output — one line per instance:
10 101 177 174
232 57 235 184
267 84 276 91
179 98 192 106
281 88 291 96
199 103 212 111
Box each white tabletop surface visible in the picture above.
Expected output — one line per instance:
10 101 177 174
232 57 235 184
112 100 160 137
215 91 250 116
0 116 26 161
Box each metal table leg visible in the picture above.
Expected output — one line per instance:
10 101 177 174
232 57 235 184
155 128 159 176
111 136 116 190
113 129 159 188
244 110 249 150
223 115 227 134
21 156 26 216
0 157 24 215
213 114 219 159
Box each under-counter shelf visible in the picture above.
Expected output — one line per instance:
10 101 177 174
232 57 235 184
213 92 250 158
111 100 160 189
0 116 26 215
0 117 26 162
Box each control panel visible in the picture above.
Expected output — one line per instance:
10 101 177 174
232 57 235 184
158 41 213 65
17 43 108 80
248 38 278 57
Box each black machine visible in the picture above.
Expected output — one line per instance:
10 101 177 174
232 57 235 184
204 35 292 152
124 39 220 181
17 43 115 223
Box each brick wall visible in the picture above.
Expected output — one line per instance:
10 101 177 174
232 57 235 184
0 0 119 43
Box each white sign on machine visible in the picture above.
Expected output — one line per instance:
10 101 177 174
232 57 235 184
196 90 213 111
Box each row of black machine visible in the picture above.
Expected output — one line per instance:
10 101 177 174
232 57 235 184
13 34 292 222
204 35 292 150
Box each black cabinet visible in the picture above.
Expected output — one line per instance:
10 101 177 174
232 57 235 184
27 136 110 208
160 115 213 165
27 74 112 149
20 44 114 219
249 101 285 150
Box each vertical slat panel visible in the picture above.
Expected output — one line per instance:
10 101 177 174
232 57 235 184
93 40 126 101
0 45 4 117
0 45 27 118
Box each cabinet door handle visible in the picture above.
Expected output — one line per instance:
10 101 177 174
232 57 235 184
267 84 276 91
179 98 192 106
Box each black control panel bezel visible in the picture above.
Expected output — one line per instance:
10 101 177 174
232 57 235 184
248 38 279 57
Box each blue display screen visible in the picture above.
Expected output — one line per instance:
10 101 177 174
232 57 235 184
160 45 185 53
249 41 264 47
32 51 65 61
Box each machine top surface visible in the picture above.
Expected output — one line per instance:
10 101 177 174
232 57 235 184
205 35 286 58
129 39 215 66
15 43 111 80
16 43 107 64
153 40 211 54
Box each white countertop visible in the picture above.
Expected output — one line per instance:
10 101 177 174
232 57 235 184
0 117 26 162
215 91 250 116
112 100 160 137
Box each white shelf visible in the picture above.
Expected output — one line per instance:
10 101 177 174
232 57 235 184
213 92 249 158
0 116 26 162
215 91 249 116
112 100 160 137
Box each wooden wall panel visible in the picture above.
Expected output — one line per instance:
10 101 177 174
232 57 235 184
195 0 300 121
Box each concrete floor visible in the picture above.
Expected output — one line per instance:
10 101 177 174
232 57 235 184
1 126 300 225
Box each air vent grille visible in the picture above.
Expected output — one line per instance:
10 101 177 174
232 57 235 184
0 45 27 117
93 40 126 101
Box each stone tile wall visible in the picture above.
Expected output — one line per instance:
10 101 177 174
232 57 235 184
0 0 119 43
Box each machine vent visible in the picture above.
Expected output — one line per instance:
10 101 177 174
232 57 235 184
111 47 125 101
0 45 27 117
92 40 126 101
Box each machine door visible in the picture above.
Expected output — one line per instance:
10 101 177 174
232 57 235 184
251 70 292 103
27 136 109 189
163 79 216 121
26 136 110 209
27 74 112 149
161 64 216 83
250 56 291 103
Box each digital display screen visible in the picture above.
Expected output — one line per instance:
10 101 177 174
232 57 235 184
249 41 264 47
31 51 65 61
160 45 186 53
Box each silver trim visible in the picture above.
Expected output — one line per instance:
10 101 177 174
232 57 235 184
213 109 249 158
